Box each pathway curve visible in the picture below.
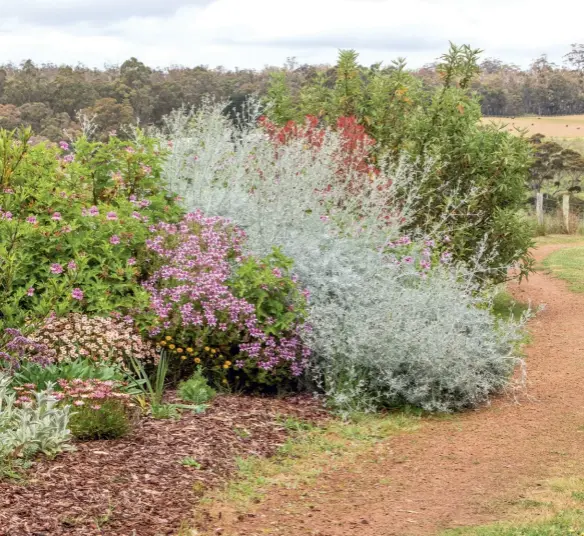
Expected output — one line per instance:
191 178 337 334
208 242 584 536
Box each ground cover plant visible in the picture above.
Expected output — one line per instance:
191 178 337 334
542 246 584 292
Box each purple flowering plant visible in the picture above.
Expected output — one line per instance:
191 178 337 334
141 211 309 390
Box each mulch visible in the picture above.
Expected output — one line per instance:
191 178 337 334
0 394 327 536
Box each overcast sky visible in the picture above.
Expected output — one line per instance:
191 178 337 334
0 0 580 70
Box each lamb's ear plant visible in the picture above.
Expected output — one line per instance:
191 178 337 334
0 373 73 470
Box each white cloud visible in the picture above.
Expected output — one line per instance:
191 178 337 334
0 0 580 69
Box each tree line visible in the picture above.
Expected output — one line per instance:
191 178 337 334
1 44 583 141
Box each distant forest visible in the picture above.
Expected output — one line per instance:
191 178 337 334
1 44 584 141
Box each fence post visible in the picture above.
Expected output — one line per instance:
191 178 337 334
563 194 570 233
536 193 544 227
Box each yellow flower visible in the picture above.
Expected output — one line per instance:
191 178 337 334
204 346 210 352
159 341 167 346
181 355 187 360
186 348 194 354
165 336 172 341
225 360 232 367
176 347 184 353
211 349 217 354
222 379 228 384
169 344 176 350
194 357 201 364
223 364 230 369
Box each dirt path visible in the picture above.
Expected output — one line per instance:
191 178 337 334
211 242 584 536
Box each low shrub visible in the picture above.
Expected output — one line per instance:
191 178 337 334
142 212 309 390
68 399 131 440
0 373 72 461
15 378 134 440
178 368 216 405
32 313 158 366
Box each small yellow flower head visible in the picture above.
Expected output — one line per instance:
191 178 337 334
169 344 176 350
181 355 187 360
186 348 194 354
204 346 210 352
176 347 184 353
222 379 228 384
159 341 167 346
211 349 217 354
225 360 232 367
165 336 172 341
194 357 201 364
223 364 230 369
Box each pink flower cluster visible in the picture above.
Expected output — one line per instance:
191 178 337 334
143 211 309 376
14 379 131 410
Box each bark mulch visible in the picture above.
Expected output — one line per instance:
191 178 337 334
0 394 327 536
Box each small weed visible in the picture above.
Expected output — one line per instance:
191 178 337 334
181 457 202 469
233 426 251 439
151 404 181 420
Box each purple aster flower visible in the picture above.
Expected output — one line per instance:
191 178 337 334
67 260 77 271
52 212 62 221
89 206 99 216
71 288 84 301
63 154 75 163
127 257 136 266
403 256 414 264
26 215 37 224
106 211 118 221
50 263 64 275
27 287 35 296
110 235 121 245
59 141 69 150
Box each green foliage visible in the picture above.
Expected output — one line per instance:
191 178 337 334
264 43 535 282
265 72 296 125
0 128 183 330
180 457 202 468
11 358 137 392
177 368 216 405
230 248 308 336
69 399 131 440
130 352 168 408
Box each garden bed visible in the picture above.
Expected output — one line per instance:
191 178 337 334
0 394 326 536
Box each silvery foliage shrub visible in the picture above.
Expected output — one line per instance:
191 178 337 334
0 373 72 460
156 100 526 414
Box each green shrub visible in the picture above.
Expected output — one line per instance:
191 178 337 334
0 127 183 331
178 368 216 405
69 399 131 440
264 44 534 282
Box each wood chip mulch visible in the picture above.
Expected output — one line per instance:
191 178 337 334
0 394 327 536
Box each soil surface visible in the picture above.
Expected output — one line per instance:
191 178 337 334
206 242 584 536
0 395 326 536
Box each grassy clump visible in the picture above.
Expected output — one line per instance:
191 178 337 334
443 477 584 535
199 413 419 509
69 399 131 440
542 247 584 293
